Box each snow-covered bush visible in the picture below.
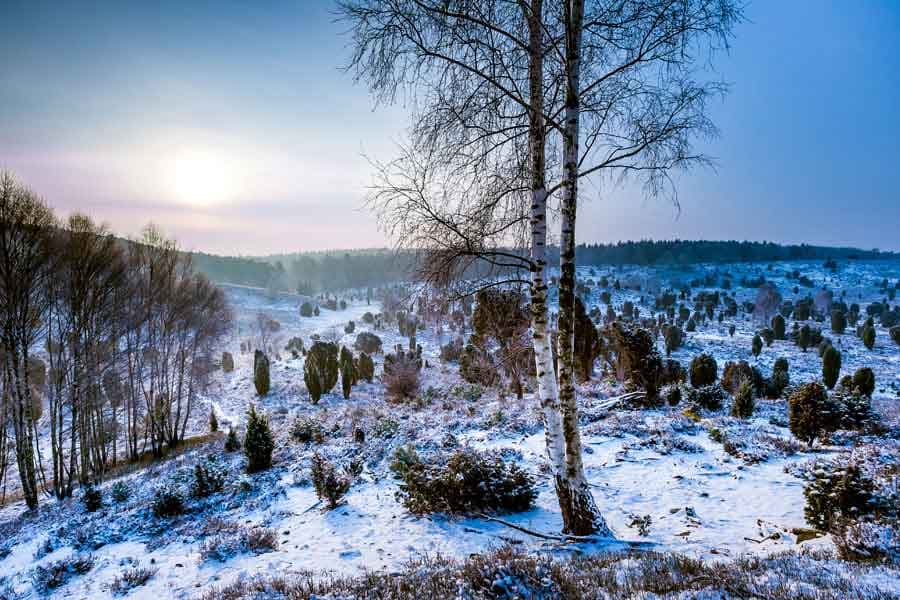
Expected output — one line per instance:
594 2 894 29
191 457 227 498
82 484 102 513
685 383 727 411
663 324 683 355
108 565 157 595
290 415 325 444
151 485 185 518
199 521 278 562
310 453 352 509
803 460 874 531
788 382 840 446
390 446 536 515
31 553 95 595
224 428 241 452
689 353 718 388
890 325 900 346
608 322 664 401
353 331 381 354
299 301 314 317
731 380 754 419
244 404 274 473
111 481 130 503
661 384 682 406
384 352 421 402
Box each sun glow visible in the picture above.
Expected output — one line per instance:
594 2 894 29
168 149 234 207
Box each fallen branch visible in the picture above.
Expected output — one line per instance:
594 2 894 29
474 513 616 544
596 391 646 411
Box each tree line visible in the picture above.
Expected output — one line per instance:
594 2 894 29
0 172 232 510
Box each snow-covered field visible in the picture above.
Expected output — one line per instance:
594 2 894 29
1 260 898 599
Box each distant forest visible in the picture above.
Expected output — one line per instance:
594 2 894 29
189 241 897 292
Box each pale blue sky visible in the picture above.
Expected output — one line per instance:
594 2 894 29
1 0 898 254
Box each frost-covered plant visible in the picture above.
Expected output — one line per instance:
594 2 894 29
731 380 754 419
310 453 352 509
354 331 382 354
390 446 536 515
831 309 847 334
685 383 727 411
199 523 278 562
244 404 274 473
663 325 683 356
803 460 874 531
192 457 227 498
151 485 185 518
224 428 241 452
290 415 324 444
661 383 682 406
300 301 314 317
82 484 102 513
890 325 900 346
253 350 270 396
383 352 421 403
111 481 130 503
108 565 157 595
31 553 95 595
689 353 717 388
788 382 840 446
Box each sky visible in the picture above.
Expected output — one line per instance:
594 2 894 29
1 0 899 256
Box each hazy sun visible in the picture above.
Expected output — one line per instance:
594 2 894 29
169 149 233 206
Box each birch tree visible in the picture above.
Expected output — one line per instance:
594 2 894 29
340 0 740 535
0 172 55 509
340 0 590 531
553 0 740 533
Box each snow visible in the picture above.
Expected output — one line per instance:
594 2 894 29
1 260 898 598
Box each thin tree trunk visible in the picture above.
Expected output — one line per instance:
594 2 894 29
525 0 568 490
556 0 610 536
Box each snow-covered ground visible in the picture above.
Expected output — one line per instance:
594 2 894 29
0 260 898 598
